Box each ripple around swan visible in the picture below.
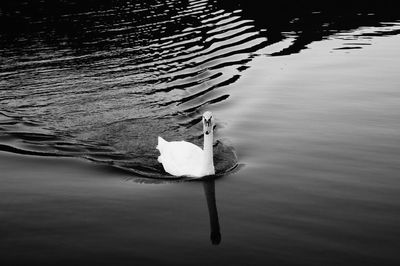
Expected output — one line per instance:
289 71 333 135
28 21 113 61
1 0 400 179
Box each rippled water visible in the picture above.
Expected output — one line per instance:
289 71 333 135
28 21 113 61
1 0 400 265
1 0 267 176
1 0 399 175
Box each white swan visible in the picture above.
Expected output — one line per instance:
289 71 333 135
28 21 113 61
156 111 215 178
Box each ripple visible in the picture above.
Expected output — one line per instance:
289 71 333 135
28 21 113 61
1 0 399 178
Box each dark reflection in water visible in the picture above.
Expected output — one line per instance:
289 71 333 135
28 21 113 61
203 179 221 245
218 0 400 55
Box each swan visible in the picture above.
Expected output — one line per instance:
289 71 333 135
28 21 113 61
156 111 215 178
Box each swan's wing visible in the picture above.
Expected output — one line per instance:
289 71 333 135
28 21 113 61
158 140 204 176
163 140 203 166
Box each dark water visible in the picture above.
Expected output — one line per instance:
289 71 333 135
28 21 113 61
1 0 400 265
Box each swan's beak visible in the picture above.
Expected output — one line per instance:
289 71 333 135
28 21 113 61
204 118 212 135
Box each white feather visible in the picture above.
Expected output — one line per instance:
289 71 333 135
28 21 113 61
156 112 215 178
157 137 205 177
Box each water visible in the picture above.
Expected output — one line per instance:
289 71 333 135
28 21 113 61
1 0 400 265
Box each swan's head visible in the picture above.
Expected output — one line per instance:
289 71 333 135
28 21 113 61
202 111 214 136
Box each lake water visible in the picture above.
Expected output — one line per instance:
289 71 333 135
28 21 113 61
1 1 400 265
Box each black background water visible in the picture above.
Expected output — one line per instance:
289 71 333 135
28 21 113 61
1 0 400 265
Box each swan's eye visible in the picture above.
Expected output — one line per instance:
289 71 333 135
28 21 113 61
203 116 212 122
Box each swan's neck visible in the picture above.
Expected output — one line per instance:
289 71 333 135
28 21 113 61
203 132 215 175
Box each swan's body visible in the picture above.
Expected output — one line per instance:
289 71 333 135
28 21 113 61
156 112 215 178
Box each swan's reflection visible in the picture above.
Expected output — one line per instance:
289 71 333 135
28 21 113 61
127 174 222 245
202 179 221 245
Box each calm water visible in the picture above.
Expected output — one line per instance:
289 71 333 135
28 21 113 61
1 0 400 265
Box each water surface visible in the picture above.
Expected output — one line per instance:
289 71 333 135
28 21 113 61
1 0 400 265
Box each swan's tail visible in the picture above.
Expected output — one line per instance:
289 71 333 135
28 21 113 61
156 136 167 163
156 136 167 150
